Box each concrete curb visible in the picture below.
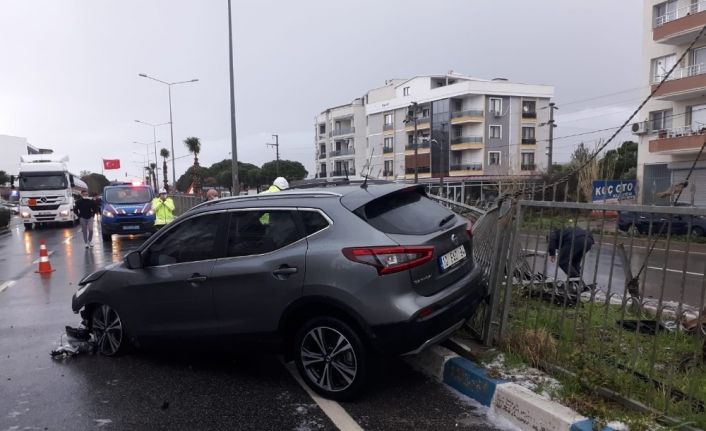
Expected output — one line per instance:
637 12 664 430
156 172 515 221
408 345 615 431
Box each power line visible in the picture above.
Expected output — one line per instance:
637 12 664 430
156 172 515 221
556 85 648 108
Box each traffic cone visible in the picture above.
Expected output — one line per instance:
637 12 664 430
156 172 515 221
35 239 55 274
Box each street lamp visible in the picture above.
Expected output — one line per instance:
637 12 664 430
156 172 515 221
134 120 169 187
138 73 199 188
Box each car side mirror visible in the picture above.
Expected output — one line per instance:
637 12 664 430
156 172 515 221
125 251 143 269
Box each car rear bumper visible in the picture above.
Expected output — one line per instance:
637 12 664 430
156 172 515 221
368 264 485 356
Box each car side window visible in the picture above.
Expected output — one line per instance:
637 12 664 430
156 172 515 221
226 210 304 257
147 213 225 266
300 210 330 235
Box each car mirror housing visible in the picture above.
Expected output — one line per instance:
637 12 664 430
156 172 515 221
125 251 143 269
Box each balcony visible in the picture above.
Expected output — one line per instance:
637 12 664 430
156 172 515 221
318 152 327 159
522 138 537 145
521 163 537 171
330 127 355 137
449 163 483 176
522 111 537 119
383 123 394 132
331 168 355 177
382 170 394 177
383 146 394 154
404 141 431 154
649 126 706 154
653 1 706 44
405 166 431 174
404 117 431 132
651 64 706 100
328 148 355 157
318 134 327 141
450 136 484 150
318 172 327 178
450 109 484 125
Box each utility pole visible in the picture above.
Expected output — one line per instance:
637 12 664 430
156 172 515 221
227 0 240 195
547 102 558 175
267 134 280 176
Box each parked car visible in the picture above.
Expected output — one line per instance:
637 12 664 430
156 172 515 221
0 205 10 229
72 184 484 400
0 200 19 215
617 211 706 237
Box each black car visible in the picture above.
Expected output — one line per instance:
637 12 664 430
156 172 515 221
617 211 706 237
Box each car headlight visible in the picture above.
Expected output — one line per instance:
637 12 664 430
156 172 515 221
21 212 30 218
60 210 69 216
147 209 154 216
103 210 114 218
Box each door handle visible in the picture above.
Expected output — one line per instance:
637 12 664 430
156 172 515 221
187 273 208 283
272 266 298 279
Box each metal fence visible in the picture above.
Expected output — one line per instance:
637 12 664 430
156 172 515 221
434 189 706 427
171 194 203 216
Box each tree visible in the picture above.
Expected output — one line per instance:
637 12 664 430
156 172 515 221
149 162 158 191
260 160 308 186
0 171 9 187
175 166 209 193
599 141 638 180
81 173 110 196
570 142 601 202
160 148 170 191
184 137 202 192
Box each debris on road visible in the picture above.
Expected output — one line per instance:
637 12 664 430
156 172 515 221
50 325 95 359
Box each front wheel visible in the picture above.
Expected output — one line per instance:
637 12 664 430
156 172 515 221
91 304 127 356
294 317 369 401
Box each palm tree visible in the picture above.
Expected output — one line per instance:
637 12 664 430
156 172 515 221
160 148 170 191
149 162 158 191
184 136 202 192
184 136 201 167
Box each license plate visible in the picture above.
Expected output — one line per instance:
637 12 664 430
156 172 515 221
440 246 467 271
38 212 52 216
122 225 140 231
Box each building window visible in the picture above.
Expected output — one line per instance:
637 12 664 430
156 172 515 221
651 54 676 83
384 113 393 125
522 126 535 144
489 98 502 115
522 100 536 118
422 108 430 118
384 160 393 176
488 151 501 166
318 123 325 134
649 109 673 132
489 125 502 139
403 87 410 96
521 152 535 170
654 0 677 27
383 137 393 153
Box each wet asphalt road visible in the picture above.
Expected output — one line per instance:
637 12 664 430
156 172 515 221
0 217 499 431
518 233 706 309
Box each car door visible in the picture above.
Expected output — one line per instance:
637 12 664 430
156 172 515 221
122 211 227 338
210 209 307 338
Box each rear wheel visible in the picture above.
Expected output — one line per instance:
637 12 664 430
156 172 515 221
91 304 127 356
294 317 368 401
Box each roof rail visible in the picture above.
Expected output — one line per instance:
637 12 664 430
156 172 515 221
188 190 342 212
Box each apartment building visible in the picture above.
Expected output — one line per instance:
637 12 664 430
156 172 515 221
314 73 554 184
315 98 367 179
636 0 706 205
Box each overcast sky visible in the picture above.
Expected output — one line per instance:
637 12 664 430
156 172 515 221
0 0 643 181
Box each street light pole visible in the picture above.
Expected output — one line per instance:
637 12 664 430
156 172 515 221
135 120 168 189
227 0 240 195
138 73 198 190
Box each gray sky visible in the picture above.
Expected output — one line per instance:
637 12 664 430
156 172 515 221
0 0 643 181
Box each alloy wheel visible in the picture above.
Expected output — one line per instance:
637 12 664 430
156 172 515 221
300 326 357 393
92 304 123 356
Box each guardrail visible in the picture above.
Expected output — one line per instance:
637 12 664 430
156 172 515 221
653 63 705 84
450 163 482 171
654 0 706 27
451 136 483 145
451 109 484 119
328 148 355 157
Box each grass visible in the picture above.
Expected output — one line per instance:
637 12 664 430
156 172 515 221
500 288 706 429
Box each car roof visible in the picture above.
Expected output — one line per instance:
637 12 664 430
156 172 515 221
187 183 425 214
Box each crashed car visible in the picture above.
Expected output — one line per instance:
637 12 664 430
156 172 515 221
72 183 484 400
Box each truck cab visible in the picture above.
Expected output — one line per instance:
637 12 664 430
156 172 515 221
100 182 156 241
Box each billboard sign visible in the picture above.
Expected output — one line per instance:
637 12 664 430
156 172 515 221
592 180 637 203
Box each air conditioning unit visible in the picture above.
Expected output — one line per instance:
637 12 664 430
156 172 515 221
631 121 648 135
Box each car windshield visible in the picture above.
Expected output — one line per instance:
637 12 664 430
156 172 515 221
105 187 152 204
19 173 68 191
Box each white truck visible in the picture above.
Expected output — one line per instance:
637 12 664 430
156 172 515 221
18 155 88 230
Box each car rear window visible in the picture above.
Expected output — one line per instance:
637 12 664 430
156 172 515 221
355 188 453 235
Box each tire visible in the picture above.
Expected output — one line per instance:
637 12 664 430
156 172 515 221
90 304 127 356
294 316 369 401
24 223 33 231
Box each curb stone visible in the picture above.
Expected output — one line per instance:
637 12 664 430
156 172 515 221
409 345 616 431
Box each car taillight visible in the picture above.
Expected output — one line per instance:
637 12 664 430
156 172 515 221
466 219 473 239
342 246 434 275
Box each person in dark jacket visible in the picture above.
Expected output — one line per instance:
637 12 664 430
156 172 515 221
548 226 594 278
73 191 98 248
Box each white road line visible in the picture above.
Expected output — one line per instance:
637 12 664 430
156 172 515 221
63 234 74 245
282 359 364 431
31 250 54 264
647 266 705 277
0 280 16 293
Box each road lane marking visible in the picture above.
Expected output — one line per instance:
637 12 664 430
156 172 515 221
0 280 16 293
31 250 55 264
63 234 74 245
282 359 364 431
647 266 704 277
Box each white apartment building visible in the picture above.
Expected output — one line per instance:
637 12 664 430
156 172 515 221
315 98 366 179
0 134 43 177
636 0 706 204
314 73 554 185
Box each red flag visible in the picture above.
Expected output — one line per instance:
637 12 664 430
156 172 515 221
103 159 121 170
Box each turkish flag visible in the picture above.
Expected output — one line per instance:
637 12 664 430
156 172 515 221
103 159 121 170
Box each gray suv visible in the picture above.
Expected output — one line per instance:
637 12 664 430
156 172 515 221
72 183 484 400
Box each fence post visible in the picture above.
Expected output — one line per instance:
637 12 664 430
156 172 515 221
497 200 523 342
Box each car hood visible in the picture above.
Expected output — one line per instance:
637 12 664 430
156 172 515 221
78 262 120 286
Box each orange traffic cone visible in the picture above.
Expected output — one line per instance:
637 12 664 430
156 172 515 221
35 239 55 274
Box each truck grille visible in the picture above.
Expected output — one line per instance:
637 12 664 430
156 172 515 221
29 204 60 211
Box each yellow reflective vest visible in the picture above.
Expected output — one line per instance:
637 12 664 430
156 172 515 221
151 197 175 226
